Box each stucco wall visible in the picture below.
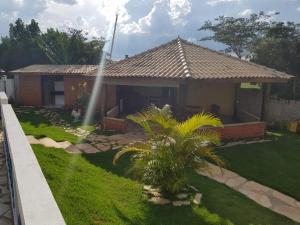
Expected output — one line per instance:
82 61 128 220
64 76 116 112
266 98 300 122
18 75 42 106
185 81 235 116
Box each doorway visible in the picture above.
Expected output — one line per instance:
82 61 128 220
41 76 64 107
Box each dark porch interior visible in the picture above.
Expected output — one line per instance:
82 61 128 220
116 85 177 115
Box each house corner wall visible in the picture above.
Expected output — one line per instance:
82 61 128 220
64 76 116 112
18 75 42 106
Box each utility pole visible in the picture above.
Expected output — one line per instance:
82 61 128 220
109 14 118 62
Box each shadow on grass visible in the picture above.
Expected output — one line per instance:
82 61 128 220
82 150 132 178
16 108 52 127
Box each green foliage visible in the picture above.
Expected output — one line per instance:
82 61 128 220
15 107 80 144
199 11 272 58
0 18 105 72
216 132 300 200
251 22 300 99
114 105 224 194
75 92 90 111
199 12 300 99
33 145 298 225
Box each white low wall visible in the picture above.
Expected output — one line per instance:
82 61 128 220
266 98 300 122
0 92 66 225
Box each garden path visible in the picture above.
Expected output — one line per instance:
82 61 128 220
198 163 300 223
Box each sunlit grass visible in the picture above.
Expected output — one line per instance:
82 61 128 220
217 131 300 200
33 145 298 225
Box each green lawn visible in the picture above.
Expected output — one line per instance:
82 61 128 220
216 132 300 201
33 145 298 225
15 108 79 144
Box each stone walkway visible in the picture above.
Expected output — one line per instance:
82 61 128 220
27 132 146 154
0 135 13 225
198 163 300 223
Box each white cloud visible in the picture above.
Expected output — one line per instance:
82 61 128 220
206 0 240 6
13 0 24 6
120 0 191 34
296 6 300 11
120 0 162 34
168 0 192 25
238 9 252 17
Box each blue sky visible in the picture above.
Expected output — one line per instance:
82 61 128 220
0 0 300 60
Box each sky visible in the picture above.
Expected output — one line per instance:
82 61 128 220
0 0 300 60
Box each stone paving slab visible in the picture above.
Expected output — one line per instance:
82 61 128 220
39 137 63 148
75 143 99 154
198 163 300 223
27 135 41 145
57 141 72 149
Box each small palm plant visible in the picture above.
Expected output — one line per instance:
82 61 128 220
113 105 224 194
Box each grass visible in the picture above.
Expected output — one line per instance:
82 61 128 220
33 145 298 225
15 108 79 144
216 131 300 201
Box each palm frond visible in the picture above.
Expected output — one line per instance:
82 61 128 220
176 112 223 137
193 129 221 146
195 147 225 168
113 145 151 165
127 114 152 134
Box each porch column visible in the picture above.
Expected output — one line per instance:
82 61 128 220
233 83 240 121
177 84 188 117
101 84 107 117
260 83 271 121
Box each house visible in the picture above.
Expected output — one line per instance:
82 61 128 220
10 38 293 137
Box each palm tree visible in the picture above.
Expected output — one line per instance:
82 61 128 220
113 105 224 194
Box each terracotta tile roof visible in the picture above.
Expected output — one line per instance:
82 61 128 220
101 38 293 81
11 64 98 75
11 38 293 82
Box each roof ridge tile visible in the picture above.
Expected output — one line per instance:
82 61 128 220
177 38 192 79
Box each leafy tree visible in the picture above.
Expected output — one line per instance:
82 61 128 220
113 105 224 194
0 18 105 72
199 12 273 58
251 22 300 99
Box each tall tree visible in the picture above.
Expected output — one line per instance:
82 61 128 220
199 12 274 58
0 18 105 72
251 22 300 99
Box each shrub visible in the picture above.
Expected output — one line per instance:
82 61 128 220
113 105 224 194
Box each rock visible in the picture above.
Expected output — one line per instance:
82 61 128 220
172 200 190 206
148 191 161 197
193 193 202 205
148 197 170 205
143 185 152 191
188 185 199 192
27 135 41 145
176 193 188 199
75 143 99 153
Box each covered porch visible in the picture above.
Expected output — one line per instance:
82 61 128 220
104 77 271 124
